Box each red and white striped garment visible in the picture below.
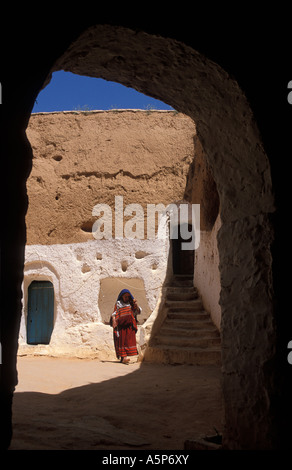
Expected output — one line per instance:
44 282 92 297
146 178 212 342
112 301 139 358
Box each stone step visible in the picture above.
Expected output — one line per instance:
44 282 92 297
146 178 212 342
163 317 216 329
166 290 198 301
170 275 194 287
167 310 207 321
166 285 197 293
143 277 221 366
165 299 203 310
143 345 221 366
152 334 221 348
159 325 220 338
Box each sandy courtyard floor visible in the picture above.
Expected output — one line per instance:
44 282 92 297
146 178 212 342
9 356 223 451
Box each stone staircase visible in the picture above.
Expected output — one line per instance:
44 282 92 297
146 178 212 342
144 275 221 365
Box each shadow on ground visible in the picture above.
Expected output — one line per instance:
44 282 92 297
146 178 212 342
9 359 223 450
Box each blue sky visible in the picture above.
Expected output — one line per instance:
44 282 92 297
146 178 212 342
32 71 174 113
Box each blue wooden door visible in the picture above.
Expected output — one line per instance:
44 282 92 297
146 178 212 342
27 280 54 344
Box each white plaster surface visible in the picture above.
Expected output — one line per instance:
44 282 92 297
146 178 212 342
19 238 169 359
194 216 222 329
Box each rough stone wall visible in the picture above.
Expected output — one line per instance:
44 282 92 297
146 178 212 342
26 110 197 244
2 20 283 451
1 12 291 449
25 25 276 447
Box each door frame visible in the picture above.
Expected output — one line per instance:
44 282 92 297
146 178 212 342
27 280 55 345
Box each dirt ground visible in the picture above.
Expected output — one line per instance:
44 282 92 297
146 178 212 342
9 356 223 451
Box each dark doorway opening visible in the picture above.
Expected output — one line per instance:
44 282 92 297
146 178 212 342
171 223 194 276
27 280 54 345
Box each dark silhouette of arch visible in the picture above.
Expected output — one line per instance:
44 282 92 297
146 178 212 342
1 14 290 450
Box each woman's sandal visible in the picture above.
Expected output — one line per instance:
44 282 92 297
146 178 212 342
121 357 130 364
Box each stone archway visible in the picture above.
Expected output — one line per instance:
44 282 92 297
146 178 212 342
40 24 275 449
0 22 277 451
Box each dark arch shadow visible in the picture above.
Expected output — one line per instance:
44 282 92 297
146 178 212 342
22 25 275 450
10 357 223 450
1 18 286 452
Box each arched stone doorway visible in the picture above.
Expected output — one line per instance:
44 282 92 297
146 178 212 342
1 22 278 450
44 24 275 450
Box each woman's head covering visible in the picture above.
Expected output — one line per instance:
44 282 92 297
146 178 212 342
117 289 133 301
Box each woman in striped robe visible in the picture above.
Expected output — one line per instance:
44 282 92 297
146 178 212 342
110 289 141 364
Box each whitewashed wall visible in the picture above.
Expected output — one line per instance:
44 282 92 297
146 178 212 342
19 238 169 359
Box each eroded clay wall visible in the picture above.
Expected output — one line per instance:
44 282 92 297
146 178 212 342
25 110 197 244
